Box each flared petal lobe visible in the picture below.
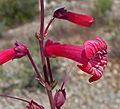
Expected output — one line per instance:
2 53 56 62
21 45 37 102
78 37 108 82
0 48 15 65
53 8 94 27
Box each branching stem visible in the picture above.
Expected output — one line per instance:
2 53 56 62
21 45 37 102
39 0 55 109
44 17 55 35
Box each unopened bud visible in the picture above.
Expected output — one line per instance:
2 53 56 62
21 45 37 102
54 89 66 109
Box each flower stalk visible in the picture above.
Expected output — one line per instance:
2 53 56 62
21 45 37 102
46 57 54 83
0 94 29 103
44 17 55 35
0 94 45 109
39 0 55 109
27 51 44 84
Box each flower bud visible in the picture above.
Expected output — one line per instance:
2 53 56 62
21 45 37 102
53 7 94 27
54 89 66 109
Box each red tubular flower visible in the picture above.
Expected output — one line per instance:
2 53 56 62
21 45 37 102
0 48 15 65
54 89 66 109
45 36 108 82
0 42 28 65
26 100 44 109
53 8 94 27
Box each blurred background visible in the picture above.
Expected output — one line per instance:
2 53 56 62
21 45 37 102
0 0 120 109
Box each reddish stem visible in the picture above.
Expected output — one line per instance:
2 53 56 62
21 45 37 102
61 63 76 90
44 17 55 35
39 41 49 83
46 57 54 83
39 0 55 109
27 51 44 84
39 0 44 39
0 94 30 104
39 0 49 83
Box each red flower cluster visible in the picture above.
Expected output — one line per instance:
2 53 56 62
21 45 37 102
45 36 107 82
53 8 94 27
0 42 28 65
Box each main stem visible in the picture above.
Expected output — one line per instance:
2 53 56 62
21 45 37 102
39 0 49 83
39 0 55 109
